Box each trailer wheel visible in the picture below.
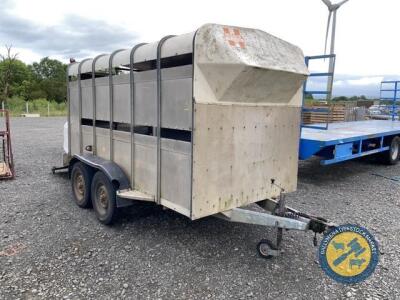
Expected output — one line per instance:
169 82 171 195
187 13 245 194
382 136 400 165
256 239 277 259
71 162 93 208
91 171 117 225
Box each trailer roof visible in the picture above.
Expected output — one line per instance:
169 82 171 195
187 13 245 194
68 32 195 76
68 23 308 80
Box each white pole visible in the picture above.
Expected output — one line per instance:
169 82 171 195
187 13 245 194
26 101 29 114
48 101 50 117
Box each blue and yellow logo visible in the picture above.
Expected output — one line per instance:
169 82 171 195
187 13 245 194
319 224 379 284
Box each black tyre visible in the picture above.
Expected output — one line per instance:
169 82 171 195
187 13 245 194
71 162 93 208
381 136 400 165
91 171 118 225
256 239 278 259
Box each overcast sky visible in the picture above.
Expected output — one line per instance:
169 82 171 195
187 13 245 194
1 0 399 97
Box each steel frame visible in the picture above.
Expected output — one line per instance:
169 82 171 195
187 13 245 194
108 49 125 162
302 54 336 131
129 43 147 189
156 35 175 205
77 58 92 154
218 197 335 256
91 54 107 156
0 109 14 179
220 207 309 231
67 62 77 158
379 80 400 121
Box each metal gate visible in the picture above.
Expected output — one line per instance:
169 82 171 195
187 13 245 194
0 110 14 179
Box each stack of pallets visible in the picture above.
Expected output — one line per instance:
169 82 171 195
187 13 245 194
302 103 357 124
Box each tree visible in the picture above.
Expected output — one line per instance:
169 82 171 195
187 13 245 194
0 45 33 103
30 57 67 102
332 96 348 101
0 45 17 102
18 80 40 101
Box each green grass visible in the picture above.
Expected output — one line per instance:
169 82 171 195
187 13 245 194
3 97 67 117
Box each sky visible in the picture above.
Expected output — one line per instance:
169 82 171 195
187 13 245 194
1 0 400 98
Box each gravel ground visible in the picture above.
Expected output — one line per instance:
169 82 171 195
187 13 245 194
1 117 399 300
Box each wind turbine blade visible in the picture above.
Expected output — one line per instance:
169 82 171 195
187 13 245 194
321 0 332 7
337 0 350 7
324 11 332 55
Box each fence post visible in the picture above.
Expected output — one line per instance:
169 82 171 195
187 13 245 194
25 101 29 114
48 101 50 117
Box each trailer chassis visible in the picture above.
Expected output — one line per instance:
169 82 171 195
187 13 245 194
219 193 335 259
54 155 335 258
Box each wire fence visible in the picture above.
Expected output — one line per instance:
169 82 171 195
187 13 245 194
1 98 67 117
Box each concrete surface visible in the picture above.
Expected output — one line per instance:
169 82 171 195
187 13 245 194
1 117 399 299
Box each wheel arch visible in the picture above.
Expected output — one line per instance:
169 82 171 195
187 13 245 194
383 134 400 145
69 154 130 191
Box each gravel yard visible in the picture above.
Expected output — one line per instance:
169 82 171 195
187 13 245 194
1 117 399 300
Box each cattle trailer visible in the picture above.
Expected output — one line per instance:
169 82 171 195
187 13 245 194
62 24 334 258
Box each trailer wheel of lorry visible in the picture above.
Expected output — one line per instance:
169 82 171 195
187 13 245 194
381 136 400 165
91 171 117 225
256 239 277 259
71 162 93 208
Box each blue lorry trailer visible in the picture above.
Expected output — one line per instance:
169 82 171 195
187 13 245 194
299 55 400 165
300 120 400 165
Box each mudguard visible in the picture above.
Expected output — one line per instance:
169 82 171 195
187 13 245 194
69 154 132 208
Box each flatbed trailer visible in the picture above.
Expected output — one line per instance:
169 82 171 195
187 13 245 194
300 56 400 165
300 120 400 165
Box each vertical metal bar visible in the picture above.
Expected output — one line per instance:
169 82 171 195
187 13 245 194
91 54 106 155
77 59 91 155
129 43 147 189
326 54 336 130
392 81 398 121
301 56 310 130
108 49 125 162
66 64 73 158
156 35 175 205
379 81 383 111
396 81 398 120
189 31 198 219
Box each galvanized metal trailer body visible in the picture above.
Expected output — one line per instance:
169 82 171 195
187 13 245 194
63 24 334 258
